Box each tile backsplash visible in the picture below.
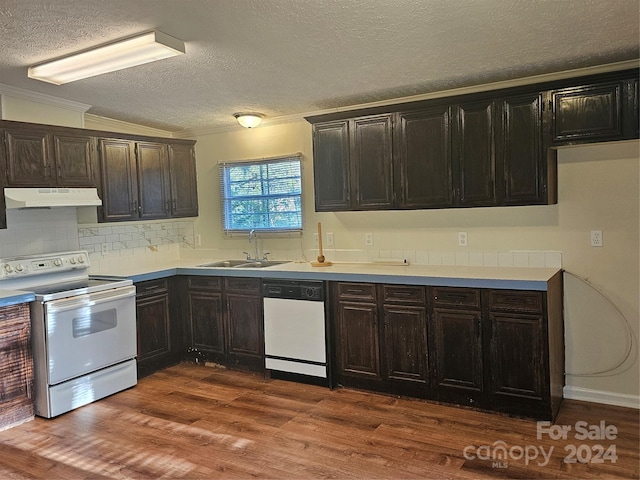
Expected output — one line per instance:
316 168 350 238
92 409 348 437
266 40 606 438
0 208 79 258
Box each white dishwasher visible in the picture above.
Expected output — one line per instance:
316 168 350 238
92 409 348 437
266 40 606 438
262 279 327 381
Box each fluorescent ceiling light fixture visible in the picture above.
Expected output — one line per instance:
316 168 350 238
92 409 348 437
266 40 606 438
234 113 264 128
28 31 185 85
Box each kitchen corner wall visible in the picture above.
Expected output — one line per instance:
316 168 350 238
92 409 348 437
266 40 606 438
192 120 640 406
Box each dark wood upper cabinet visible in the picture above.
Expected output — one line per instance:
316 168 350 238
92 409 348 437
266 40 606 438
52 134 95 186
3 128 51 186
98 138 139 222
98 138 198 223
168 143 198 218
395 106 452 208
497 93 546 205
137 142 170 219
312 121 351 211
352 115 394 209
0 119 198 226
307 68 638 212
551 81 624 144
2 126 95 187
452 99 496 207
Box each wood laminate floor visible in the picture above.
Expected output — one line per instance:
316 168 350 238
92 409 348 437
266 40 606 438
0 363 637 479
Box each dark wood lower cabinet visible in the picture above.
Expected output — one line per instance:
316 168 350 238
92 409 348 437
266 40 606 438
431 307 484 406
335 300 381 385
135 278 182 378
183 276 264 373
331 275 564 420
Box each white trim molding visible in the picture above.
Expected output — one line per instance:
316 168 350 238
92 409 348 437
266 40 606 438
84 113 174 137
564 385 640 409
0 83 91 113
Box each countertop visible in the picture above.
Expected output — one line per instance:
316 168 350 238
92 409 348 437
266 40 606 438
97 258 561 291
0 290 36 308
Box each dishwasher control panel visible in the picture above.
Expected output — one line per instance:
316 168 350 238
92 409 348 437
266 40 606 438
262 279 324 301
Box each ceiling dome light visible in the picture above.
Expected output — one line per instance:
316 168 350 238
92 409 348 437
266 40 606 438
234 113 264 128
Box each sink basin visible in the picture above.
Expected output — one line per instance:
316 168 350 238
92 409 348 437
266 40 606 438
197 259 251 268
235 260 289 268
197 260 289 268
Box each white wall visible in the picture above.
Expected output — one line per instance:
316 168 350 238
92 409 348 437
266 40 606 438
192 120 639 405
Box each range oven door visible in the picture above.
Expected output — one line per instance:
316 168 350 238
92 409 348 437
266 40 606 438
42 285 137 385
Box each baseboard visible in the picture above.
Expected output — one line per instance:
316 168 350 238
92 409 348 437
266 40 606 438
564 385 640 409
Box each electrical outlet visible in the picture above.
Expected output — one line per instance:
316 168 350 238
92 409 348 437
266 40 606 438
458 232 468 247
365 232 374 246
590 230 603 247
101 243 109 255
326 232 334 246
195 234 202 246
313 233 319 246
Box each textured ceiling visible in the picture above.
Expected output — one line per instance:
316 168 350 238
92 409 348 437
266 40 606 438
0 0 638 133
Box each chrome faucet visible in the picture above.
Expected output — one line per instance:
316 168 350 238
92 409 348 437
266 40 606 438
246 229 259 261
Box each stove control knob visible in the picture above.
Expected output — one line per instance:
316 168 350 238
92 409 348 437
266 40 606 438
15 264 24 272
70 258 77 265
78 256 85 264
3 264 13 273
53 258 63 267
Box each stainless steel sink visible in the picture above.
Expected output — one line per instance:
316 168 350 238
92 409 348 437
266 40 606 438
235 260 289 268
197 259 289 268
197 259 251 268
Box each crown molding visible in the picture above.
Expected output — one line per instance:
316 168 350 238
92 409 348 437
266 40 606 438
0 83 92 113
84 113 174 137
175 59 640 138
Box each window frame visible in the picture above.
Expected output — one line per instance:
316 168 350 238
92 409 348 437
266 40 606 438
218 153 304 235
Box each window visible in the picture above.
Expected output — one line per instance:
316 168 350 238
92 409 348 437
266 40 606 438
219 154 302 233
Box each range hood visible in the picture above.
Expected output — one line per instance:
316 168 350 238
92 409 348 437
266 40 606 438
4 188 102 209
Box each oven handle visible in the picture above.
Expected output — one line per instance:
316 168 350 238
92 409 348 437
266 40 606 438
45 286 136 314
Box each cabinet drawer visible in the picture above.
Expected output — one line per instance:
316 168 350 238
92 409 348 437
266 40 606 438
225 277 261 294
336 282 376 301
382 284 425 304
188 276 222 291
489 290 543 313
431 287 481 308
136 278 168 296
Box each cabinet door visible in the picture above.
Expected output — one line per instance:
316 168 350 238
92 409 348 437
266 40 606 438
4 129 51 186
136 293 171 362
352 115 394 209
53 134 95 186
383 304 428 385
498 93 545 205
431 308 483 405
226 292 264 367
98 138 138 221
452 100 496 206
189 290 225 354
168 143 198 217
335 301 381 379
395 107 453 208
551 81 626 144
0 304 33 430
312 121 351 211
137 142 170 219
